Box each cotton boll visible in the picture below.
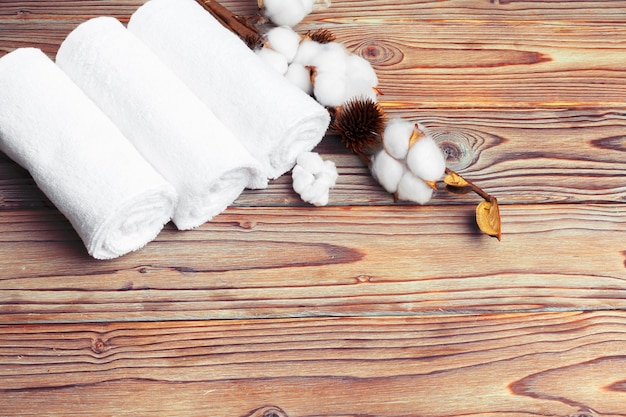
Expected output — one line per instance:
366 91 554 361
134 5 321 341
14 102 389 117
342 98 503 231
299 178 331 206
382 119 414 160
370 149 405 194
396 171 434 205
266 26 302 63
405 131 446 182
262 0 308 27
293 40 323 66
313 71 347 107
344 54 379 102
320 159 339 187
255 47 288 75
301 0 315 14
296 151 325 173
292 152 338 206
285 63 313 94
312 42 348 75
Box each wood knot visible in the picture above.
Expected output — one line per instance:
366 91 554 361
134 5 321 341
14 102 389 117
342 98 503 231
431 131 475 171
244 406 289 417
353 40 403 66
238 220 257 230
91 338 107 354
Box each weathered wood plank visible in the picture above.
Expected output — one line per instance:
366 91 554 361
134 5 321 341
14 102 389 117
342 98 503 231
3 2 626 108
1 312 624 416
2 0 626 23
1 204 624 323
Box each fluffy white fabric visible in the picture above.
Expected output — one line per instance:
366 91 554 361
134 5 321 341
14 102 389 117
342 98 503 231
128 0 330 179
56 17 266 230
0 48 177 259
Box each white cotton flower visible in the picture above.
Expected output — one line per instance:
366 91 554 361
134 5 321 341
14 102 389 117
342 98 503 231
266 26 302 63
313 71 347 107
344 54 379 102
405 125 446 182
262 0 312 27
292 152 338 206
311 42 348 75
255 47 288 74
370 149 405 194
396 171 434 204
285 63 313 94
382 118 414 160
293 40 323 66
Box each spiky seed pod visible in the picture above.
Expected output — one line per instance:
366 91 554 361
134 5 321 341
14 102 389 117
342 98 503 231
307 28 336 44
330 97 387 161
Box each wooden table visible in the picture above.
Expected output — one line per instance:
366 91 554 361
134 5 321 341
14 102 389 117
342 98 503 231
1 1 626 416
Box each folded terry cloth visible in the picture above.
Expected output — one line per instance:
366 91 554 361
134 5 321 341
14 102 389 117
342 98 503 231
0 48 177 259
56 17 267 231
128 0 331 179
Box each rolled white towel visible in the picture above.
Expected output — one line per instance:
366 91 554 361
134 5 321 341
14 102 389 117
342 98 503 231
0 48 177 259
56 17 267 231
128 0 330 179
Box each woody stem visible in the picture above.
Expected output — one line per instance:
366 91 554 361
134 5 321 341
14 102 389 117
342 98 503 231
195 0 264 49
445 168 493 202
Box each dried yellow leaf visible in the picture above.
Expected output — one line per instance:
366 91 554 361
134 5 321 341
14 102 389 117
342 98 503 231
443 171 470 188
476 198 502 241
257 0 264 9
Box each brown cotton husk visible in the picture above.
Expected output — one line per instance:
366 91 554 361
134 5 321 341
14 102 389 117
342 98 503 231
330 97 387 161
307 28 336 44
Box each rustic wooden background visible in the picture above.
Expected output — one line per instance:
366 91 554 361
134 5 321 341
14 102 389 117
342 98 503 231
1 0 626 416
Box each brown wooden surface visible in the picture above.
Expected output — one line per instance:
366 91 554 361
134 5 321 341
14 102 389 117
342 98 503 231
1 1 626 416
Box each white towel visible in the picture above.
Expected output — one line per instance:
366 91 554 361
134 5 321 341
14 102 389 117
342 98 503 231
128 0 331 179
0 48 177 259
56 17 267 231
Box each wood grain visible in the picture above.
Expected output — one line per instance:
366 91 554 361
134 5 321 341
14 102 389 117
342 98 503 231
1 312 625 416
1 0 626 415
1 204 624 323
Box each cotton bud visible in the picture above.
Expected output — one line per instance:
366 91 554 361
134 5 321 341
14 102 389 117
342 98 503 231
396 171 434 205
406 124 446 182
285 63 313 94
382 118 414 160
261 0 314 27
266 26 302 63
370 150 405 194
292 152 338 207
255 47 288 74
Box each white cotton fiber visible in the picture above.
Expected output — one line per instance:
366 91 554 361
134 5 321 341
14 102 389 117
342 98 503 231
344 54 378 102
255 47 289 75
313 71 347 107
406 131 446 182
370 150 405 194
262 0 310 27
266 26 301 63
295 150 326 173
312 42 348 75
383 119 414 160
293 40 323 66
397 171 434 204
285 63 313 94
292 151 338 206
